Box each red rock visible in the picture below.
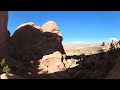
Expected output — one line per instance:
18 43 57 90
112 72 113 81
0 11 8 31
41 21 63 42
110 40 117 49
8 21 68 79
0 11 10 59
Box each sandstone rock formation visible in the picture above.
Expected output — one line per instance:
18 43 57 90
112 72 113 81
116 40 120 48
0 11 70 79
7 21 69 79
0 11 10 61
101 42 109 50
109 40 120 49
110 40 117 49
101 40 120 51
0 11 8 31
41 21 62 37
101 42 105 46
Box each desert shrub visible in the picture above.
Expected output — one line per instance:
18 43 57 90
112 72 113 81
0 58 10 74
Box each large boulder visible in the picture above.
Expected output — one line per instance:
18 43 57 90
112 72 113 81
41 21 62 37
8 21 69 79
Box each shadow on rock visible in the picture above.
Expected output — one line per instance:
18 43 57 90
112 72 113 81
6 23 66 79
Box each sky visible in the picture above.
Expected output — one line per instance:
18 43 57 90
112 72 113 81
8 11 120 45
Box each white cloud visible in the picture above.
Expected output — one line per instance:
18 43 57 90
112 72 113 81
109 38 119 42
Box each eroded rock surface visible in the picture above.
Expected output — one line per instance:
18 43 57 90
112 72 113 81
8 21 69 79
0 11 10 61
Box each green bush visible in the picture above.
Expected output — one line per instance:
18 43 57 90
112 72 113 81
0 58 10 74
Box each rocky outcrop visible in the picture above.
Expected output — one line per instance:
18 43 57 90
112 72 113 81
116 40 120 48
0 11 8 31
101 40 120 51
41 21 62 37
110 40 117 49
0 11 10 60
101 42 105 46
109 40 120 49
0 11 69 79
8 21 69 79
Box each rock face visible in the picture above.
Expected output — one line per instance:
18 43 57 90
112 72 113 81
0 11 8 31
116 40 120 48
106 60 120 79
8 21 68 79
0 11 10 60
110 40 120 49
41 21 62 37
110 40 117 49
